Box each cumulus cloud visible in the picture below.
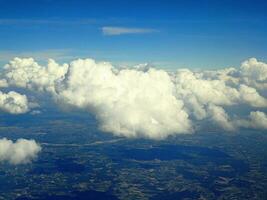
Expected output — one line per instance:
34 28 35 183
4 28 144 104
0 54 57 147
0 91 29 114
239 84 267 107
207 104 235 131
248 111 267 129
210 58 267 91
0 57 267 139
241 58 267 82
174 69 240 119
0 91 40 165
2 57 68 93
0 138 41 164
236 111 267 130
102 26 158 35
240 58 267 90
57 59 192 139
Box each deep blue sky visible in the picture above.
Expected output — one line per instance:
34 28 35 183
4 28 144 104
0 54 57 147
0 0 266 69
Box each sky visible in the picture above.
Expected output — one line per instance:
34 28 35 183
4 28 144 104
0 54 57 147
0 0 267 69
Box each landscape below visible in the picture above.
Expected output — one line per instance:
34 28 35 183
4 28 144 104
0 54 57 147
0 112 266 200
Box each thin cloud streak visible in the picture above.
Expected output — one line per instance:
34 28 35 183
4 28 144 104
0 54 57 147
102 26 158 36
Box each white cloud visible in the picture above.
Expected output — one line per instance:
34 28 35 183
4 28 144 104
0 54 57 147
2 57 68 93
102 26 158 35
213 57 267 90
0 138 41 165
236 111 267 130
1 57 267 139
239 84 267 107
0 91 29 114
207 104 235 131
248 111 267 129
174 69 240 107
241 58 267 82
57 59 192 139
30 110 42 115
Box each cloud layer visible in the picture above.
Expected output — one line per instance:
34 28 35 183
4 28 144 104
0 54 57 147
0 138 41 164
0 57 267 139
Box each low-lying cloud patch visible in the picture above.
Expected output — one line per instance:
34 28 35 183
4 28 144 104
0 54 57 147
0 138 41 165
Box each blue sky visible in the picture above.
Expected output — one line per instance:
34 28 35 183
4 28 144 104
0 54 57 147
0 0 266 69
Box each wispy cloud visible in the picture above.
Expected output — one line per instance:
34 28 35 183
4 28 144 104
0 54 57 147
102 26 158 36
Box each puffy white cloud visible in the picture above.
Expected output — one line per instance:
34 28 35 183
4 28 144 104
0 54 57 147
206 58 267 90
248 111 267 129
1 57 267 139
241 58 267 82
174 68 267 109
0 138 41 165
207 104 235 131
172 62 267 129
2 57 68 93
57 59 192 139
175 69 240 106
235 58 267 90
0 91 29 114
239 84 267 107
236 111 267 130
